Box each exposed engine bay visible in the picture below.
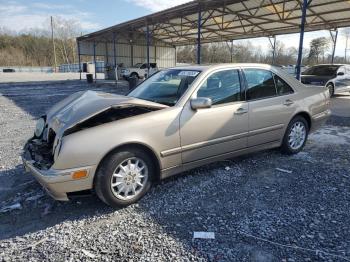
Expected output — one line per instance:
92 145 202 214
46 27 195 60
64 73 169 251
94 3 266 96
64 105 160 136
24 139 55 170
24 105 161 170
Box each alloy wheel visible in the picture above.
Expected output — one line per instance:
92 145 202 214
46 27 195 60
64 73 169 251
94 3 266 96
288 121 307 150
110 157 148 200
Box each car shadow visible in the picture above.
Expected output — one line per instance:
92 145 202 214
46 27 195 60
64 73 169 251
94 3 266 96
0 165 115 240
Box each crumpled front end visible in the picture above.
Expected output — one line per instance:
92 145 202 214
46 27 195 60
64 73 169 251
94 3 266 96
22 135 96 201
22 91 167 201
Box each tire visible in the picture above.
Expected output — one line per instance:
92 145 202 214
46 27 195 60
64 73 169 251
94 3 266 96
130 72 139 79
95 148 155 207
327 83 334 97
281 116 309 155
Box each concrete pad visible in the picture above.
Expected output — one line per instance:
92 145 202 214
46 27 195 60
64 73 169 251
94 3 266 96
0 72 105 83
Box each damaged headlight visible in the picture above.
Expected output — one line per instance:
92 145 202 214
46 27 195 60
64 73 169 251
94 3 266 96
34 117 46 138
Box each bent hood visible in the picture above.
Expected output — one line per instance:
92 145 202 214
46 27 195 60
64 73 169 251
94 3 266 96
46 90 167 136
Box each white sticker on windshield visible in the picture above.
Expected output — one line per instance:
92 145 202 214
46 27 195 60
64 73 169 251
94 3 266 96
178 71 199 77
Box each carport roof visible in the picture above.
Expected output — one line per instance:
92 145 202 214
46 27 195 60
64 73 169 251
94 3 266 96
77 0 350 45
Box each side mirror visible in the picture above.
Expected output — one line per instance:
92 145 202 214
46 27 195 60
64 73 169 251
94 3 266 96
190 97 212 110
337 72 345 76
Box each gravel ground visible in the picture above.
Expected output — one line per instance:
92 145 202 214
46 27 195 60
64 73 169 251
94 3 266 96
0 81 350 261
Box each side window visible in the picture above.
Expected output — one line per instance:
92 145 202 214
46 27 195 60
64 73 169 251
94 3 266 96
140 64 147 69
197 69 241 105
244 69 277 100
273 74 294 95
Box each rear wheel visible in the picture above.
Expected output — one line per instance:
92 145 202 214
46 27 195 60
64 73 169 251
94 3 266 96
326 83 334 97
281 116 309 155
95 148 154 207
130 72 139 79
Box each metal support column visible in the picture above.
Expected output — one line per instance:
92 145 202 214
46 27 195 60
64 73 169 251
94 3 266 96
231 40 234 63
146 23 150 77
197 5 202 65
268 36 276 65
77 40 81 80
93 42 97 82
113 32 117 68
130 42 134 67
175 46 177 66
330 29 338 64
296 0 308 80
154 46 157 63
105 42 109 65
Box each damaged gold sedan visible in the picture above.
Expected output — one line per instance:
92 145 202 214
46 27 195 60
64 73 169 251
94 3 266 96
23 64 330 207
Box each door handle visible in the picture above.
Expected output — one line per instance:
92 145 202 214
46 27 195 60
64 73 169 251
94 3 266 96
283 99 294 106
234 107 248 115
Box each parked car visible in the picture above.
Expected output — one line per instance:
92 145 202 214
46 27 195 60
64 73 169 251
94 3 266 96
2 68 15 73
23 64 330 207
301 64 350 96
120 63 158 79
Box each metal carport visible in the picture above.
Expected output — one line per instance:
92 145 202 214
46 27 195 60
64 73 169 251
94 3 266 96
77 0 350 80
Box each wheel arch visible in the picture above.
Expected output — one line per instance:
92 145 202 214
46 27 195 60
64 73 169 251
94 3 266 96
130 72 139 78
326 80 335 87
94 142 161 184
292 111 312 130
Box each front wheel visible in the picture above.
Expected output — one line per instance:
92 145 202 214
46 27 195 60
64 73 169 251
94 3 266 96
281 116 309 155
95 148 154 207
130 72 139 79
327 83 334 97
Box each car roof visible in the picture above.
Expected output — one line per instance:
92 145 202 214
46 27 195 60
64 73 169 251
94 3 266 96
309 64 344 67
168 63 274 72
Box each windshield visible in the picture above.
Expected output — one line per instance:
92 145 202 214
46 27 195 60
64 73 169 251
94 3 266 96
303 65 340 76
128 69 201 106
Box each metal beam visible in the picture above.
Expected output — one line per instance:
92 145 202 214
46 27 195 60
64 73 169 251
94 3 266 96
77 40 81 80
105 41 109 66
296 0 308 80
131 41 134 66
93 42 97 82
197 5 201 65
113 32 117 68
146 23 150 77
268 36 277 65
330 29 338 64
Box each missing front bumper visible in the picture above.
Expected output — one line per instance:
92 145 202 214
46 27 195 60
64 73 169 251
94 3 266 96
22 141 97 201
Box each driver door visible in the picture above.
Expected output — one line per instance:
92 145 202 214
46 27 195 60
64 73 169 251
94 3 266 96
179 68 249 163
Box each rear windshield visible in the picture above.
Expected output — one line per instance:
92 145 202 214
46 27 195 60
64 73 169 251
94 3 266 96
303 65 340 76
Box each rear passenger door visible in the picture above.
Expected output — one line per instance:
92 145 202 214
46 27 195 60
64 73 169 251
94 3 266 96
243 68 297 147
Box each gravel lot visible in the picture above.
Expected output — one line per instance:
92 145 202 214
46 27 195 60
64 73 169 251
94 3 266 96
0 80 350 261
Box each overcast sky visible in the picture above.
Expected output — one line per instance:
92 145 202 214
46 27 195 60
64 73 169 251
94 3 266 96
0 0 348 56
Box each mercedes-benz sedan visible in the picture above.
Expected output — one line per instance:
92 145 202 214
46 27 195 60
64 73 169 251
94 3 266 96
23 64 330 207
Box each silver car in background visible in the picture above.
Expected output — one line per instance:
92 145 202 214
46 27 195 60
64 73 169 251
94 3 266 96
301 64 350 96
23 64 330 207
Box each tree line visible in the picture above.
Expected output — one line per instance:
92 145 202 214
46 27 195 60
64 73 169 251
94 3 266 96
0 17 81 67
